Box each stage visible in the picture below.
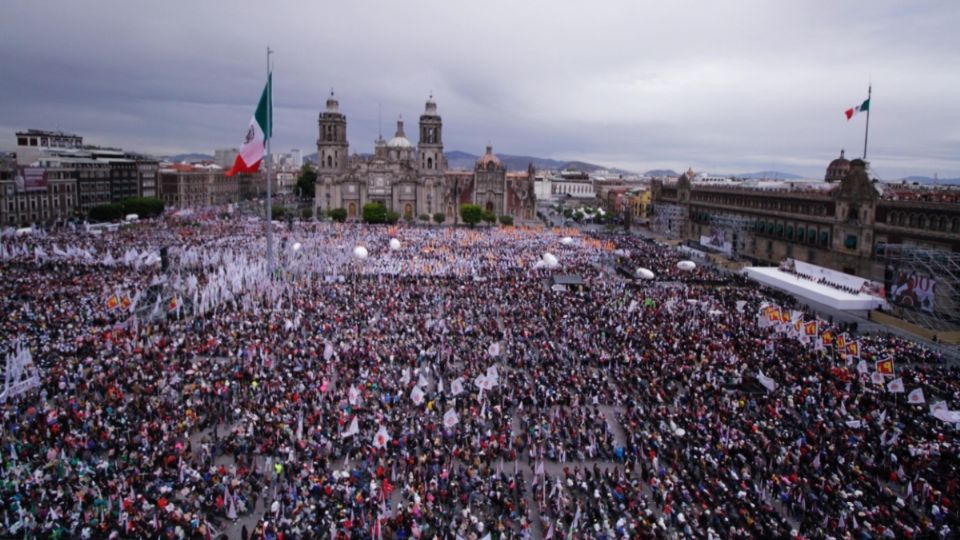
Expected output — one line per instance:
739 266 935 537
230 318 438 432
742 267 885 311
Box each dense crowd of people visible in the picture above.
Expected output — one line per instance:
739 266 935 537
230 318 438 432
0 217 956 539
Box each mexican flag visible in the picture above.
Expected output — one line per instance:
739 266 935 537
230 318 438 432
226 74 272 176
844 97 869 120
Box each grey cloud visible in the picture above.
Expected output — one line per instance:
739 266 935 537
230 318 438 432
0 0 958 178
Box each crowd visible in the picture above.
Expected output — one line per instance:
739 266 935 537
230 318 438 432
0 217 956 539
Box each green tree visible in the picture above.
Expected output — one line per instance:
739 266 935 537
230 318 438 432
418 213 431 222
362 201 387 224
295 163 317 200
460 204 482 227
300 207 313 220
498 215 514 226
270 205 288 220
328 207 347 223
482 211 496 225
432 212 445 224
120 197 165 218
89 203 125 222
385 210 401 224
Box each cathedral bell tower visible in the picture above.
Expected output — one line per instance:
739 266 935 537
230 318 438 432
418 94 443 172
418 94 444 216
317 91 348 173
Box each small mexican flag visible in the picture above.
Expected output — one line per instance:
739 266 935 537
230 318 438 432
226 74 272 176
844 97 870 120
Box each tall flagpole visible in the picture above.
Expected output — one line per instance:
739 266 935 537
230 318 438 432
266 47 275 276
863 84 871 161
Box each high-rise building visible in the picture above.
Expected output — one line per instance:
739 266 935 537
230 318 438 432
291 148 302 169
214 148 239 169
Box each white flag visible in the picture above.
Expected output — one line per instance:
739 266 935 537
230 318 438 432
908 388 925 404
411 386 425 405
856 360 869 374
930 401 948 414
323 342 334 361
845 420 863 429
443 408 459 428
450 377 464 396
757 370 776 392
400 368 411 386
348 386 361 406
488 342 500 357
485 365 499 386
342 417 359 439
870 371 886 385
887 378 905 393
372 425 391 449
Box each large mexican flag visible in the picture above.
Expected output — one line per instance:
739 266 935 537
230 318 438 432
226 74 272 176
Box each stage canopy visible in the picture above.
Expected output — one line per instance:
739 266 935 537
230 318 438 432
742 267 885 311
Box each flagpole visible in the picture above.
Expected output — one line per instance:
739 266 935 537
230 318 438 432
266 46 275 276
863 84 871 161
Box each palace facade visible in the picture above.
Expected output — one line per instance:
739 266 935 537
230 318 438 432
651 154 960 326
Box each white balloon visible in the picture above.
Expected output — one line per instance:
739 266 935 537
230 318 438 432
560 236 574 246
677 260 696 271
636 267 655 280
389 238 401 251
353 246 369 259
292 242 302 252
542 252 559 268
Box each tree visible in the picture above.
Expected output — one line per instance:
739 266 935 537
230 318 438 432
295 163 317 200
433 212 445 224
418 213 431 222
328 207 347 223
300 207 313 220
482 211 496 225
362 201 387 224
460 204 482 227
89 203 124 222
385 210 401 224
498 215 514 226
120 197 165 218
270 205 288 221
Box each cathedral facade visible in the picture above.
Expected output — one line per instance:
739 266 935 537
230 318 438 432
313 94 535 223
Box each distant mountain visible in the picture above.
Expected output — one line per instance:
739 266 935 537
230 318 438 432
735 171 804 180
897 175 960 185
307 150 632 174
644 169 679 177
161 153 213 163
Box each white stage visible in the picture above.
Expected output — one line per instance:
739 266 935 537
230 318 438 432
742 267 885 311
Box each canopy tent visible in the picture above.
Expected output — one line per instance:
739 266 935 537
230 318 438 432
742 266 884 311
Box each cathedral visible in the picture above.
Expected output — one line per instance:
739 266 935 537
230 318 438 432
313 93 536 223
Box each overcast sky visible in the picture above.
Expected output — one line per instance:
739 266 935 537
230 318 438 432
1 0 958 178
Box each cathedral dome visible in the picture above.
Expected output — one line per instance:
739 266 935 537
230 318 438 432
825 149 850 182
387 118 413 148
476 145 502 168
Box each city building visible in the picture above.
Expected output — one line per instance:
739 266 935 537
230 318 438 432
15 129 83 165
651 154 960 327
158 163 266 208
214 148 239 169
314 93 535 222
290 148 302 169
0 152 80 226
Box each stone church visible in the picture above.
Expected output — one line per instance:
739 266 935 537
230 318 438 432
313 93 535 223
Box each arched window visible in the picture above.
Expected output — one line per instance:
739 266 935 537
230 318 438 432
427 157 433 170
326 155 333 168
